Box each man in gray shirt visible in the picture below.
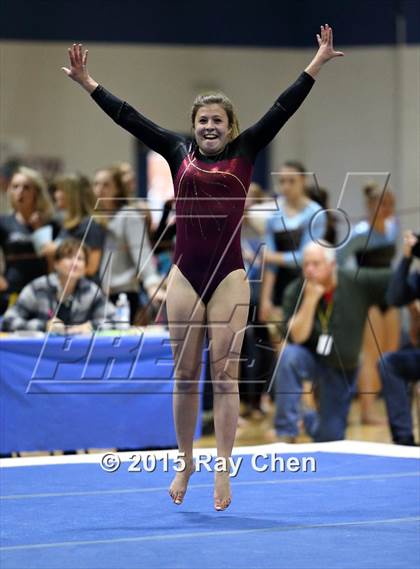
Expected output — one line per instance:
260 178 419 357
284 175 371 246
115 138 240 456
270 240 390 442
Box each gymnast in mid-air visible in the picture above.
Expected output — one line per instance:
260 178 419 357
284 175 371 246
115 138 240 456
63 25 343 511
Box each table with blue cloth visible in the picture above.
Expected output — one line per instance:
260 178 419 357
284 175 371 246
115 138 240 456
0 329 205 454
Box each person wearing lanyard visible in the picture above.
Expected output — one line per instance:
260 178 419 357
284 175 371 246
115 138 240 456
268 240 391 443
316 287 334 356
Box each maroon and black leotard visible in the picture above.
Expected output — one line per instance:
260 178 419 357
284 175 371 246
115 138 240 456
91 71 315 305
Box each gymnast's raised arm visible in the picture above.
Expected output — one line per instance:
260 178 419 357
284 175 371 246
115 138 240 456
62 43 182 159
240 24 344 156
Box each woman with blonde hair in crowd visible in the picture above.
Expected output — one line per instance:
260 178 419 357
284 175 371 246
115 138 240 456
337 182 400 424
93 165 164 323
0 166 60 312
50 172 106 280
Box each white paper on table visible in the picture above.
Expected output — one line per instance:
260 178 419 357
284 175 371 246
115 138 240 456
31 225 53 254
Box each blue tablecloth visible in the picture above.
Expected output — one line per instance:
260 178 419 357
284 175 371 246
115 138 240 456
0 331 205 453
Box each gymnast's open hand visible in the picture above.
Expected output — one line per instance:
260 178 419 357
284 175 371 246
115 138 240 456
62 43 98 93
305 24 344 79
315 24 344 63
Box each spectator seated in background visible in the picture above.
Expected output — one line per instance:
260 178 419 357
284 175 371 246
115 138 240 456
378 230 420 446
93 166 164 324
1 238 115 334
47 173 106 281
0 166 61 314
268 240 391 443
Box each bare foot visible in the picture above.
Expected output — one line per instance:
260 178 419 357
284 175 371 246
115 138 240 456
168 458 195 505
214 470 231 511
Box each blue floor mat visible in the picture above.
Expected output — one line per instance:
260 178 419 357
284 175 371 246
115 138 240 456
1 450 419 569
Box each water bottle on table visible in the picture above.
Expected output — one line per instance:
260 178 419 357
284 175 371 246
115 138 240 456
115 293 131 330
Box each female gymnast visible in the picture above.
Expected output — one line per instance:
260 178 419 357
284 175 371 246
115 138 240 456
62 25 343 511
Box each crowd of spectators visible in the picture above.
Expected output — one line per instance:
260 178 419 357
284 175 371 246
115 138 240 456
0 159 418 445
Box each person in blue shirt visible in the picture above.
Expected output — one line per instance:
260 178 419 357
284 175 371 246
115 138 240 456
337 184 399 269
259 160 326 322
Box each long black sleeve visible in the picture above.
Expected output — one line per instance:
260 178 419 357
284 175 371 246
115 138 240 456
90 73 315 168
90 85 185 162
386 257 420 306
238 71 315 158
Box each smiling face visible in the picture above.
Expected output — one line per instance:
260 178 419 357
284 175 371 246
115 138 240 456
194 104 232 156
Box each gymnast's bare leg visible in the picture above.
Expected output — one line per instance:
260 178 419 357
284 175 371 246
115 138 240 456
206 268 250 510
166 264 207 504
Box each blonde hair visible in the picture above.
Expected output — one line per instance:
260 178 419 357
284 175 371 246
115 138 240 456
113 161 134 177
54 173 95 230
9 166 54 220
191 92 240 141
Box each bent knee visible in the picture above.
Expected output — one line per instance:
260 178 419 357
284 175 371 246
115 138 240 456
279 344 310 369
